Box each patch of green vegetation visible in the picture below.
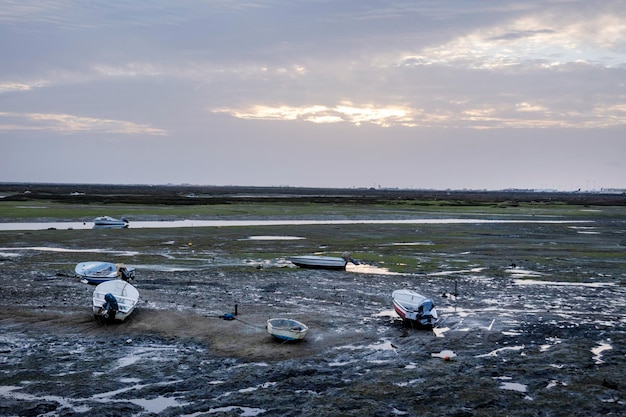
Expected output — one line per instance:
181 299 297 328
2 198 618 222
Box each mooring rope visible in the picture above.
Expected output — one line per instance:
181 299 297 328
233 316 265 329
209 313 265 330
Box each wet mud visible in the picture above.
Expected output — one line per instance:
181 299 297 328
0 192 624 416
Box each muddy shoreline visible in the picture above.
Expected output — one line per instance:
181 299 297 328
1 187 624 416
2 182 625 206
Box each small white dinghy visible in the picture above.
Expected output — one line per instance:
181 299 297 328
266 318 309 341
92 280 139 323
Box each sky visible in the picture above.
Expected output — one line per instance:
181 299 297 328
1 0 625 191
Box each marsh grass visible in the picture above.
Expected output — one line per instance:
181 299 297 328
1 199 616 222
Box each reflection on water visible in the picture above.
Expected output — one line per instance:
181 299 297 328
242 235 305 240
591 340 613 364
346 263 399 275
0 246 138 256
0 218 592 231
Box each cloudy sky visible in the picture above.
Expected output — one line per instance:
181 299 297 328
1 0 625 190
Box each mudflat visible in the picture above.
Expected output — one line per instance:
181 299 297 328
0 185 624 416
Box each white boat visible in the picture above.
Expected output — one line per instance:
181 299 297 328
392 289 438 328
288 251 359 270
93 216 129 228
266 318 309 341
75 261 135 284
92 280 139 323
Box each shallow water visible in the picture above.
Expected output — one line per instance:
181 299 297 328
0 218 591 231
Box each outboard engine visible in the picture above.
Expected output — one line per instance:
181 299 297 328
341 251 360 265
418 299 436 327
102 293 119 320
116 263 134 282
119 267 132 282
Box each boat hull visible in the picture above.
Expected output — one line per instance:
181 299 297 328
93 216 129 229
75 261 135 284
92 280 139 323
287 256 347 270
392 289 438 328
266 318 309 341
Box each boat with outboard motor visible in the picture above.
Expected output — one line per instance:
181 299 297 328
75 261 135 284
92 279 139 323
287 251 359 270
392 289 438 328
93 216 129 228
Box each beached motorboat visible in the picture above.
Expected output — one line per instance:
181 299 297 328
92 279 139 323
75 261 135 284
93 216 129 228
266 318 309 341
288 251 359 270
392 289 438 328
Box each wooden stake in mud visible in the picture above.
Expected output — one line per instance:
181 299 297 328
235 304 238 316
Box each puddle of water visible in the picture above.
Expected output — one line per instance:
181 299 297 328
546 380 567 388
335 339 398 353
374 309 399 318
346 263 399 275
540 337 562 352
181 406 266 417
591 340 613 364
475 345 525 358
432 327 450 337
386 242 434 246
513 280 616 288
428 267 486 276
237 382 277 394
134 264 198 272
499 381 528 393
569 226 600 234
505 267 543 278
242 236 305 240
130 396 187 414
0 382 187 415
0 246 138 256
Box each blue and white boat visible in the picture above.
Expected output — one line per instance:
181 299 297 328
93 216 129 228
392 289 438 328
75 261 135 284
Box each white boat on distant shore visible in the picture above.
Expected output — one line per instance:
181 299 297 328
392 289 438 328
93 216 128 228
92 280 139 323
266 318 309 341
288 251 359 270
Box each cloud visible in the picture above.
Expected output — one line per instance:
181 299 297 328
212 102 416 127
0 112 167 135
0 81 50 93
212 98 626 130
397 12 626 70
0 0 212 29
